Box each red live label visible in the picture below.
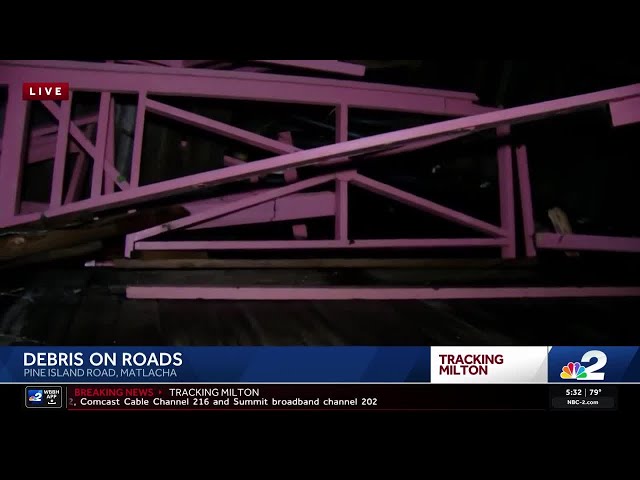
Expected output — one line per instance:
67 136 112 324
22 82 69 101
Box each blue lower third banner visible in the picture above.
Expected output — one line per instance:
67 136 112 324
0 347 430 383
548 346 640 382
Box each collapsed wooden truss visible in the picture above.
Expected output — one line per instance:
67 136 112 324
1 60 639 299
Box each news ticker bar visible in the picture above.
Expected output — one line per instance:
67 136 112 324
19 384 624 411
2 346 640 383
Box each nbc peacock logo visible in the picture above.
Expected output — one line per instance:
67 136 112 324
559 350 607 381
561 362 587 379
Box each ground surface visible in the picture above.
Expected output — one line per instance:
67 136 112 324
1 262 638 347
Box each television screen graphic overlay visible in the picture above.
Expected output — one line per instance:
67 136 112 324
547 347 640 382
25 386 63 408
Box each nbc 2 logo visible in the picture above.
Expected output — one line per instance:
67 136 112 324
560 350 607 381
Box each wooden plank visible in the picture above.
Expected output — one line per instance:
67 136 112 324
0 206 186 262
139 250 209 260
0 242 102 270
547 207 579 257
110 257 536 270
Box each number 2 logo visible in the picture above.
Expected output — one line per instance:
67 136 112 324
32 392 42 401
578 350 607 380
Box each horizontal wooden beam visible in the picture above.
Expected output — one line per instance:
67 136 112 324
106 257 533 269
127 285 640 300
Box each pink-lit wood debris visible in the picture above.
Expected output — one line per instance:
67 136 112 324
126 286 640 301
1 59 639 300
